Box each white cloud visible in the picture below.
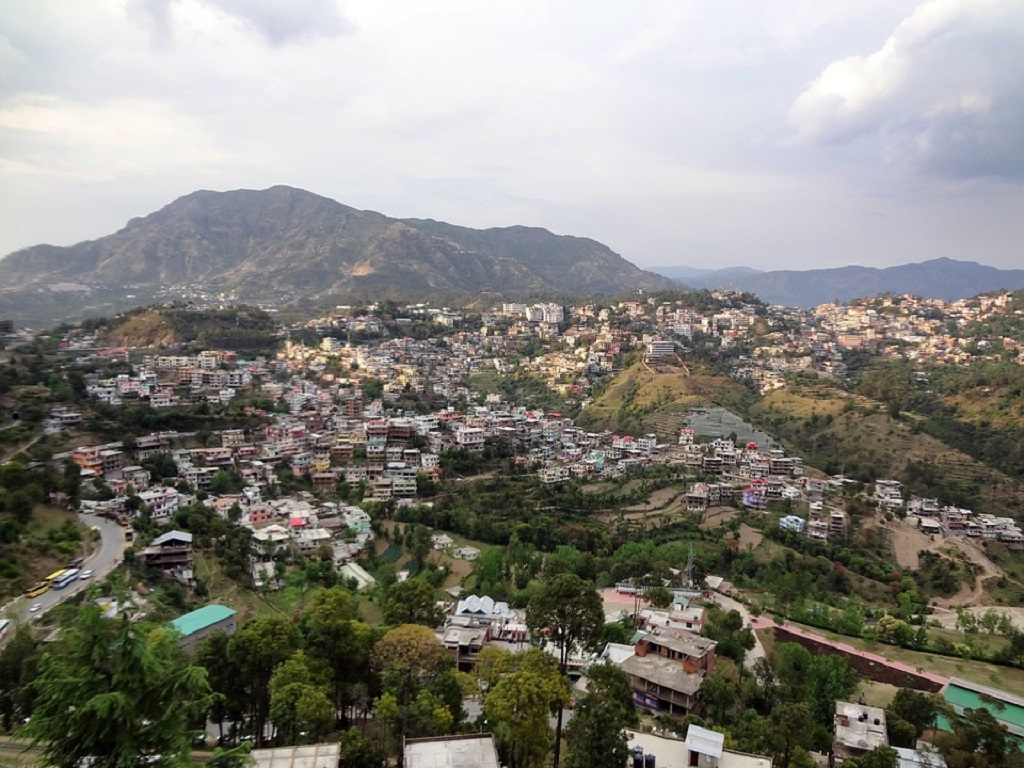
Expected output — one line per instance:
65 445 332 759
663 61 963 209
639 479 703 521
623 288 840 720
0 94 230 181
788 0 1024 179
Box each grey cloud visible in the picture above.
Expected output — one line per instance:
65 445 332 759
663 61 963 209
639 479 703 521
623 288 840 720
199 0 354 45
128 0 353 46
788 0 1024 180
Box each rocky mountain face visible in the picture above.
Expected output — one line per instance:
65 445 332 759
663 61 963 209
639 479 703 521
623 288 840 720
0 186 674 325
657 258 1024 307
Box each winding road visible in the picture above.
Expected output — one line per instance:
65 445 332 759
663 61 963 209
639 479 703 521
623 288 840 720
1 512 127 631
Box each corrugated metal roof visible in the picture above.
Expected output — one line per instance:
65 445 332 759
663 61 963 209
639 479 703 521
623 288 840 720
168 604 236 637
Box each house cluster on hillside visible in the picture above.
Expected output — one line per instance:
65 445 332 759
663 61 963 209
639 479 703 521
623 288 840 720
877 480 1024 546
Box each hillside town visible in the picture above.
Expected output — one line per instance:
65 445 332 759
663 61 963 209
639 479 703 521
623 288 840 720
4 288 1024 768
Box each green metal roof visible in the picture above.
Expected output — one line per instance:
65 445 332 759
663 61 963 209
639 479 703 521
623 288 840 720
943 678 1024 738
169 605 236 637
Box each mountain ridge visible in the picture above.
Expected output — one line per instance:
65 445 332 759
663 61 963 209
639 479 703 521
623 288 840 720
0 185 675 325
650 257 1024 306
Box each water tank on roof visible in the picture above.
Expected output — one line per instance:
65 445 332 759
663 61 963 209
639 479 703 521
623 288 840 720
644 753 656 768
632 747 645 768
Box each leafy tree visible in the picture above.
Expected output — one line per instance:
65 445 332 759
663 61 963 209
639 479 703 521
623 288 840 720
194 631 247 744
207 743 255 768
805 654 859 729
888 688 939 738
526 573 605 768
768 702 813 768
563 662 637 768
934 707 1017 768
644 586 674 609
23 606 212 767
338 726 387 768
859 746 900 768
300 588 381 722
700 668 740 724
227 616 301 746
269 654 335 746
371 624 453 767
774 642 814 703
485 670 568 768
382 578 444 627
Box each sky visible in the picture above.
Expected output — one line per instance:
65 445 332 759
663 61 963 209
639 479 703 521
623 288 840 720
1 0 1023 272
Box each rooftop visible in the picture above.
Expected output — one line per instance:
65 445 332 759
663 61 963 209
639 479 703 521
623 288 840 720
834 701 888 753
642 626 717 657
619 654 704 696
168 604 236 637
405 733 501 768
251 743 341 768
943 678 1024 737
626 728 772 768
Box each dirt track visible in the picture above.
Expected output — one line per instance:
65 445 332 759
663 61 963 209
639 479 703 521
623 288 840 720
880 514 1004 608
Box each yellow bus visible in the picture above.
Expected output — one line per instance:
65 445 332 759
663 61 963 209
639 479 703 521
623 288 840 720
25 583 49 598
42 568 68 587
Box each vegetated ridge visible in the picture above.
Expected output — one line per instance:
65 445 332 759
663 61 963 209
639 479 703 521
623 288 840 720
577 357 753 438
0 186 676 326
94 305 281 351
651 258 1024 307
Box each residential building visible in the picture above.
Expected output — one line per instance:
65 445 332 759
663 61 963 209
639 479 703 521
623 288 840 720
138 530 194 583
833 702 888 762
618 627 717 717
626 726 772 768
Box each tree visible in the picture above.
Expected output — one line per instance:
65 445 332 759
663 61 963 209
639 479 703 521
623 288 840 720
888 688 939 738
859 746 899 768
643 586 674 610
194 631 247 744
227 616 301 746
382 578 444 627
563 662 638 768
934 707 1016 768
24 606 212 767
484 670 567 768
338 726 387 768
268 651 335 744
371 625 454 768
207 743 255 768
0 626 39 731
699 668 740 725
526 574 605 768
768 702 813 768
300 588 381 723
805 654 859 728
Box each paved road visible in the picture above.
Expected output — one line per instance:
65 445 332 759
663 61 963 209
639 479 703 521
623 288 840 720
2 512 127 627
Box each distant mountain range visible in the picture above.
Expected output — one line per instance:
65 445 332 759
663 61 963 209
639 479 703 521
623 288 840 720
650 259 1024 307
0 186 674 326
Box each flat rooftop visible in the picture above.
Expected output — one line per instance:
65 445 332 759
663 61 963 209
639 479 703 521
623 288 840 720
251 743 341 768
405 733 501 768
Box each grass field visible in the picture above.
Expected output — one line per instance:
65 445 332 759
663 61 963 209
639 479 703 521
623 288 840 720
193 550 295 620
789 621 1024 696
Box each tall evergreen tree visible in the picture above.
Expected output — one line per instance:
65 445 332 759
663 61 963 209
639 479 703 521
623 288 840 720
24 606 212 768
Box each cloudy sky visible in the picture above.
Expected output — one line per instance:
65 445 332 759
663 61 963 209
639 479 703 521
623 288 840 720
1 0 1023 271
